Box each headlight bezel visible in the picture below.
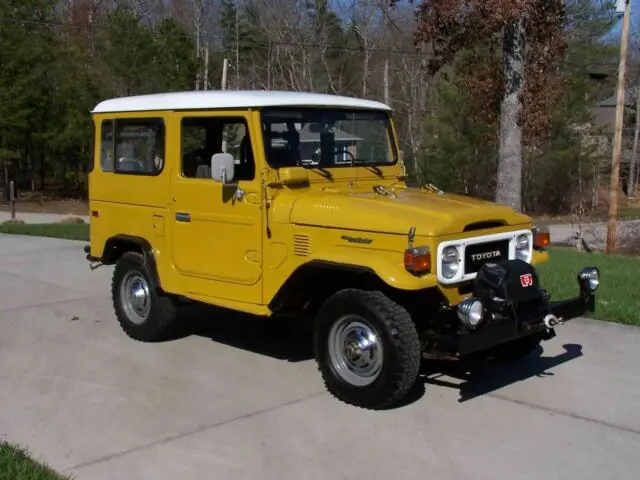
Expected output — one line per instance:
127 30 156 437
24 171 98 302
441 245 460 279
515 233 532 262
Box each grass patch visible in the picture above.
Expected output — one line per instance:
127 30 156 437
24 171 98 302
537 248 640 326
0 222 89 241
0 441 70 480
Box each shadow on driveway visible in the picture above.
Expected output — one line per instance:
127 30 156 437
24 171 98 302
422 343 584 403
171 303 315 362
164 304 584 408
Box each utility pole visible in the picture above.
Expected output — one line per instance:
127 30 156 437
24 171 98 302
221 58 229 153
628 80 640 201
384 58 390 105
235 1 240 89
606 0 631 255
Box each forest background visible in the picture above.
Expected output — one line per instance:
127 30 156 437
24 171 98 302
0 0 638 218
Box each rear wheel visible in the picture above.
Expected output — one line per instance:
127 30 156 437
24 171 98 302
111 251 179 342
313 289 421 410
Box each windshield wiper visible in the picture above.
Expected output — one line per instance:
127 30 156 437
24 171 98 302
350 158 383 177
303 165 333 180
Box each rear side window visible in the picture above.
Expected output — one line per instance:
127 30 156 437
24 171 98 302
100 118 165 175
100 120 114 172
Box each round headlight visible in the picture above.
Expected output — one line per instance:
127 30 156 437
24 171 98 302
515 234 530 261
457 298 485 329
442 246 460 279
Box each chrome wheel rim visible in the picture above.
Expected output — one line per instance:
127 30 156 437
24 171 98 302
120 271 151 325
328 315 383 386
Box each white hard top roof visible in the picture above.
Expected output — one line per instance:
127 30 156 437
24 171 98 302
92 90 391 114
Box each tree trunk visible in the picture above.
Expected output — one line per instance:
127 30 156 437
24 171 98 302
496 17 525 212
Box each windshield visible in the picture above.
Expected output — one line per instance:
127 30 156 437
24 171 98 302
261 108 397 169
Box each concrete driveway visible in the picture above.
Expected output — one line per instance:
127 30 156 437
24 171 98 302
1 233 640 479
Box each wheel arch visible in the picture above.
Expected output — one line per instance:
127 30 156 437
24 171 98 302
100 235 163 292
268 260 389 315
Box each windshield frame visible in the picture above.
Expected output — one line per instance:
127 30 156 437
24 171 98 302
259 106 399 170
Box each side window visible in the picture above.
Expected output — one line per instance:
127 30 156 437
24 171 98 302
181 116 255 181
113 118 165 175
100 120 114 172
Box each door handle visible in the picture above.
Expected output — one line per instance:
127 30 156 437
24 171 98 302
245 192 260 204
175 212 191 223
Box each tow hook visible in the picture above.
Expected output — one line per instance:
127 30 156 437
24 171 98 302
543 313 563 328
89 261 103 271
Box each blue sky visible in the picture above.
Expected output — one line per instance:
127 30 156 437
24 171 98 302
603 0 640 44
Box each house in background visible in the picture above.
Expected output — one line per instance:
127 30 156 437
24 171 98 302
578 72 638 201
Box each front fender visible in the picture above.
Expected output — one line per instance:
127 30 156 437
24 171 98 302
305 249 439 291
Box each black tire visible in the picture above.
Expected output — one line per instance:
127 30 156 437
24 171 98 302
313 289 421 410
492 334 542 362
111 251 179 342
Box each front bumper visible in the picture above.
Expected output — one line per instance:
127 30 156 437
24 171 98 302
456 266 598 357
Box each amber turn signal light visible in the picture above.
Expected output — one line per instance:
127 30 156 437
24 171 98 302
534 228 550 250
404 246 431 274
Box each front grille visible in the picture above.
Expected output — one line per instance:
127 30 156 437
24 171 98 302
464 240 510 274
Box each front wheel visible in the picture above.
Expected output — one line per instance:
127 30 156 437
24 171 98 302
313 289 421 410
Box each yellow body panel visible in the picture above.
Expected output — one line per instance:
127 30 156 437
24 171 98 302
88 105 546 317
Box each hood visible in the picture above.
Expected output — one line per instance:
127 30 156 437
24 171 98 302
289 188 531 237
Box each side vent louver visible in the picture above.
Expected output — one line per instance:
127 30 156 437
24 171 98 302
293 234 312 256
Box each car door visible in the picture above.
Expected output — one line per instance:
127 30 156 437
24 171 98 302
170 111 263 305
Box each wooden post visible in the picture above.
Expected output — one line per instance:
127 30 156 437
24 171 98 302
606 0 631 254
9 180 15 220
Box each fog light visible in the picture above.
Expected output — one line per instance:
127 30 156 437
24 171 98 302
578 267 600 293
457 298 485 329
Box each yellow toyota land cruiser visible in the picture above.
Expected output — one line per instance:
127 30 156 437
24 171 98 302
85 90 599 409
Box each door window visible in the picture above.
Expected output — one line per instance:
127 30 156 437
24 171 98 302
181 117 255 181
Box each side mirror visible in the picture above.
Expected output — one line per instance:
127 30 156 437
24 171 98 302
211 153 235 184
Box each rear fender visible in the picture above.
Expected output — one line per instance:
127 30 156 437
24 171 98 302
99 235 162 292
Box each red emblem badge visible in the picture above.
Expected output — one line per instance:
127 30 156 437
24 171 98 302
520 273 533 287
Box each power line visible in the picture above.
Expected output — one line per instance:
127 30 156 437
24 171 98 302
0 16 626 68
0 17 432 57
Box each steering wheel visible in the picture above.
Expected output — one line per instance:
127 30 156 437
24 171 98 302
332 148 355 162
